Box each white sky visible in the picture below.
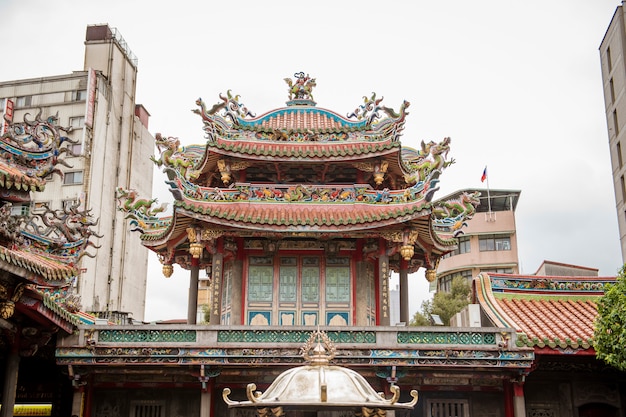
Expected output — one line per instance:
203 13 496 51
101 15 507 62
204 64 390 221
1 1 623 322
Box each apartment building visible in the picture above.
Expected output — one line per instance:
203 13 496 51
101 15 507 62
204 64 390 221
436 188 521 292
601 2 626 263
0 24 154 322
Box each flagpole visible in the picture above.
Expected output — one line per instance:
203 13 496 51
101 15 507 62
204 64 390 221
481 166 492 220
486 169 492 214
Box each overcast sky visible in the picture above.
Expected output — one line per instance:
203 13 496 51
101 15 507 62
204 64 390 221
1 1 623 321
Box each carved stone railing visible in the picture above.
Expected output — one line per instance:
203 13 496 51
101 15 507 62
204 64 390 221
56 325 533 370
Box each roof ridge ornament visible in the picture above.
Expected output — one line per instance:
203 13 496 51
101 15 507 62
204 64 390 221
284 72 317 106
300 329 336 365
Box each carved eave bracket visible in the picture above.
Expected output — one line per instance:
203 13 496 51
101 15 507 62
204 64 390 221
352 160 389 186
381 228 419 261
216 159 252 185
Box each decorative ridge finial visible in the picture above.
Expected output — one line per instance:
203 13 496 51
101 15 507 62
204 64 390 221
300 329 335 365
284 72 317 106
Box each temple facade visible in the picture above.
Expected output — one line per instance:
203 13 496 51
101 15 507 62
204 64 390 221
0 107 98 415
52 75 625 417
118 73 480 327
0 24 154 323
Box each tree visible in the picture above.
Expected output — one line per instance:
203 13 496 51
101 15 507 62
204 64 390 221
409 276 471 326
410 299 433 326
594 265 626 371
201 304 211 324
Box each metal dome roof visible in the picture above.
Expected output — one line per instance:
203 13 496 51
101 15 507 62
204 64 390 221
223 330 418 416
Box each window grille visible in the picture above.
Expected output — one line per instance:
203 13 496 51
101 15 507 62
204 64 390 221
426 399 469 417
131 401 163 417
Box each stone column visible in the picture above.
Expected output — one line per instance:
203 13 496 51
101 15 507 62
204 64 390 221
355 260 369 326
188 257 200 324
512 380 526 417
70 388 84 417
399 259 409 325
200 386 212 417
230 259 243 325
209 253 224 325
0 343 19 417
378 251 390 326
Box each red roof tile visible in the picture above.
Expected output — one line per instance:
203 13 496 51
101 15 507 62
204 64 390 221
0 161 46 191
0 246 76 281
213 137 398 159
175 200 430 231
474 273 614 351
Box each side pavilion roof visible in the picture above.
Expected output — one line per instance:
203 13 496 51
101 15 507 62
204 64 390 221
474 272 614 354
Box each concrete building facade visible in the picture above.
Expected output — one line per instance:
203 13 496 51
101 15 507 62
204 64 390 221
436 188 521 292
601 2 626 263
0 24 154 322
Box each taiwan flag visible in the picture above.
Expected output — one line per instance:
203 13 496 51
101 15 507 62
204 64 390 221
481 166 487 183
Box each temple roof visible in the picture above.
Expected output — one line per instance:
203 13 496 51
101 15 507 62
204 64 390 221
236 106 368 132
0 245 77 281
0 109 101 346
126 74 480 272
474 272 614 353
0 162 46 193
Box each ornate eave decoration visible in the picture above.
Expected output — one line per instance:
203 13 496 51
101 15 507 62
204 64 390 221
125 74 481 276
223 330 418 417
0 109 79 190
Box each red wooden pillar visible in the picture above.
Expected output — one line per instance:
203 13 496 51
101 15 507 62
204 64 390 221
504 377 527 416
503 380 514 417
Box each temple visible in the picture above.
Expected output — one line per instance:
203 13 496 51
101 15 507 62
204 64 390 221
1 73 622 417
118 72 480 327
0 108 98 415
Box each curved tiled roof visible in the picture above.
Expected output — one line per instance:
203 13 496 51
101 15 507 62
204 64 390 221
0 246 77 281
0 162 46 192
474 273 614 352
237 107 368 132
497 297 597 350
211 137 399 159
175 200 432 232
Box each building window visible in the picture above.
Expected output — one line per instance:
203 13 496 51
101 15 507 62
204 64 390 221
614 110 619 135
31 201 49 212
63 171 84 185
448 236 470 256
480 267 513 274
325 257 350 303
301 257 320 303
618 141 623 168
426 399 469 417
69 143 82 156
607 46 613 72
279 257 297 302
62 199 79 211
69 116 85 128
9 204 29 217
15 96 32 107
438 270 473 293
0 98 5 110
622 176 626 202
248 257 274 302
479 234 511 251
610 78 616 102
72 90 87 101
131 401 163 417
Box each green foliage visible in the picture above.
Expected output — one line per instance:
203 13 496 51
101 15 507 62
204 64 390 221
410 299 433 326
594 265 626 371
201 304 210 324
409 276 471 326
